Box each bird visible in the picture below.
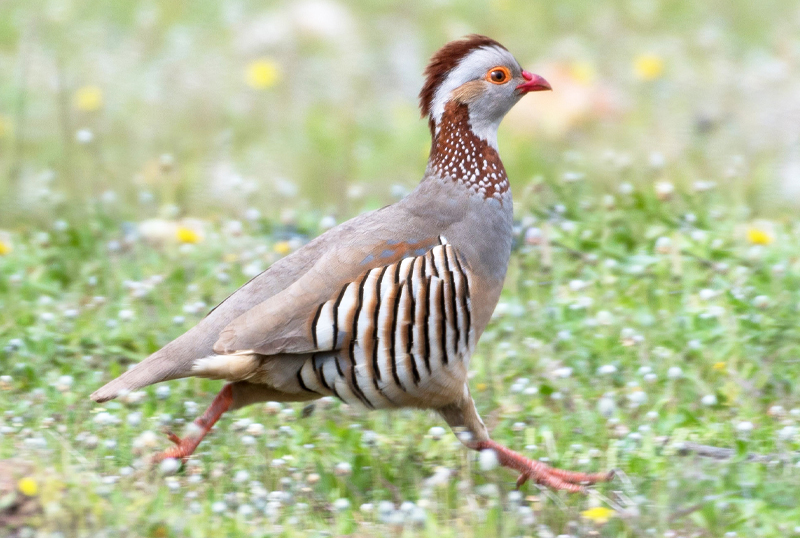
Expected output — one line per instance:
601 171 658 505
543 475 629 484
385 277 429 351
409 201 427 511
92 35 613 493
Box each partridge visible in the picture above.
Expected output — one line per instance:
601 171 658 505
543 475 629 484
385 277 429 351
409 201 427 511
92 35 613 493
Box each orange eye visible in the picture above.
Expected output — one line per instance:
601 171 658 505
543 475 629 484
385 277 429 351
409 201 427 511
485 66 511 84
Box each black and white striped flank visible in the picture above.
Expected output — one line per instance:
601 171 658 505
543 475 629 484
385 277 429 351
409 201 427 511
296 237 474 408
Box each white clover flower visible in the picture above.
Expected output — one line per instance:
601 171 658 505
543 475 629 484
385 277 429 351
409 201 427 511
628 390 648 406
569 279 587 291
690 230 707 242
655 236 672 254
245 423 265 436
597 364 617 375
75 129 94 144
595 310 613 325
319 215 337 230
667 366 683 379
752 295 770 309
655 181 674 200
692 180 716 192
597 396 616 418
553 367 572 378
479 449 499 471
159 458 180 475
56 375 74 392
649 152 665 169
127 412 142 427
428 426 445 440
699 289 715 301
155 386 171 400
124 390 147 405
334 462 352 476
361 430 378 447
524 227 543 245
93 412 115 426
777 426 797 441
264 401 282 415
701 394 717 406
768 405 785 417
736 421 754 433
425 467 452 488
571 296 594 309
333 498 350 511
244 208 261 221
232 418 252 431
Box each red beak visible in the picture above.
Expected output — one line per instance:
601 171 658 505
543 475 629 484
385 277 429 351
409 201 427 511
516 70 552 94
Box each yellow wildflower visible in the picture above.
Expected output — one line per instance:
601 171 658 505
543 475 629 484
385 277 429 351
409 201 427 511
581 506 615 524
18 477 38 496
476 383 487 392
245 59 280 90
273 241 292 256
713 361 726 372
0 238 11 256
176 226 202 244
569 61 596 85
74 85 104 111
634 54 664 81
746 227 773 245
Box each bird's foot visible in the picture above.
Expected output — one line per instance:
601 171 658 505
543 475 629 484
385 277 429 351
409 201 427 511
150 384 235 465
514 461 614 494
151 430 202 464
474 439 614 494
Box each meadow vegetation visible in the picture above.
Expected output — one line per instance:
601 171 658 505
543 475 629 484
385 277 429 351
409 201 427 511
1 1 800 536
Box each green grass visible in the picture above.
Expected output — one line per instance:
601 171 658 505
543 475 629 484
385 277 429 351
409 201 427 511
2 1 800 536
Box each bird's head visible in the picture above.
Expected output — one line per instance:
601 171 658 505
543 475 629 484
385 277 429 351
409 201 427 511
419 35 550 149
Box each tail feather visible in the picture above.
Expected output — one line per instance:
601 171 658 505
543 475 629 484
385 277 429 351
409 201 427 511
90 323 217 402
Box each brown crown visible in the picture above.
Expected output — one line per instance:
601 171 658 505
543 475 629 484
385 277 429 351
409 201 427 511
418 35 508 119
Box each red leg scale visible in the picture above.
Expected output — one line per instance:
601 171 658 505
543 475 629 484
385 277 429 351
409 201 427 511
472 439 614 494
151 384 234 464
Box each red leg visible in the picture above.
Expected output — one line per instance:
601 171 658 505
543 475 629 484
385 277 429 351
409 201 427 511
472 439 614 494
152 384 234 463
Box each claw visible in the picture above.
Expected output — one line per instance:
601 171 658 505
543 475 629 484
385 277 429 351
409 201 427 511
165 430 182 445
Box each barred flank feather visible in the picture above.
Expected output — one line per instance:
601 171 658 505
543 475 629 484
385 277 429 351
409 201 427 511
299 238 473 409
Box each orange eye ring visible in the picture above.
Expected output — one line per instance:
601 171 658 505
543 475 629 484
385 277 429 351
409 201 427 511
485 66 511 84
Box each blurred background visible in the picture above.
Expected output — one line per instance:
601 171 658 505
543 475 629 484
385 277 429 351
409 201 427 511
1 0 799 229
4 1 800 536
